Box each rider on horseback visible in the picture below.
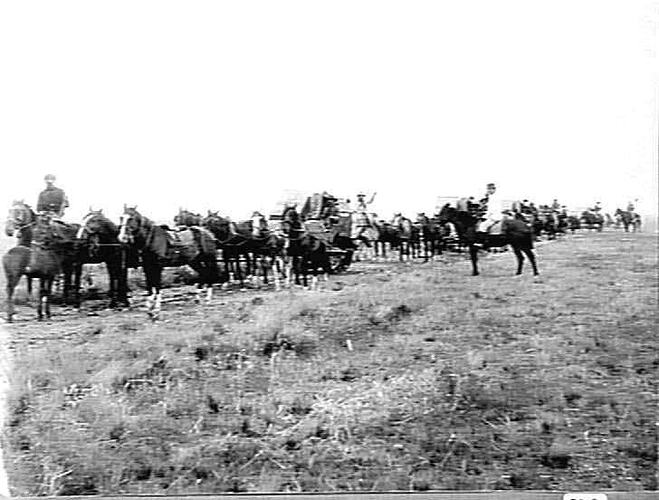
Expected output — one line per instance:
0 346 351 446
351 192 377 238
37 174 69 218
551 199 561 211
476 183 505 234
355 192 376 212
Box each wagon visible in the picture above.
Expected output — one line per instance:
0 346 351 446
303 219 354 273
269 191 354 273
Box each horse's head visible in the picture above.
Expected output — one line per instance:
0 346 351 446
118 205 145 244
77 209 116 241
415 213 430 226
436 203 456 225
203 212 232 239
6 200 34 237
174 209 202 227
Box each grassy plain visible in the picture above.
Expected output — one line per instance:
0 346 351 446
1 231 656 494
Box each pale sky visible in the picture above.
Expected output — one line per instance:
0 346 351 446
1 1 657 224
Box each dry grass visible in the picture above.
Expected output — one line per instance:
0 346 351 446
1 231 657 494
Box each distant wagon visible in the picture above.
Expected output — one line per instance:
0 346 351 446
270 191 355 272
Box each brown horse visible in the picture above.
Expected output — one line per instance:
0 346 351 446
119 206 219 319
3 201 35 321
202 211 254 287
615 209 641 232
391 214 420 261
249 212 287 289
25 214 81 320
76 210 130 308
415 213 446 261
280 219 332 290
437 204 539 276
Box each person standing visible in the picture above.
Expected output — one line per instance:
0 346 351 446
37 174 69 217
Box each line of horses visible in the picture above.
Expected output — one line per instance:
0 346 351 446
3 200 636 323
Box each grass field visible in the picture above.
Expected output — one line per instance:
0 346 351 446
0 230 656 495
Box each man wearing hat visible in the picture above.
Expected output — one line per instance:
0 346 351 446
355 191 376 213
477 182 504 234
37 174 69 217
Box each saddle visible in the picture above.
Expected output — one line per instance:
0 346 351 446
149 228 201 261
166 228 196 247
479 220 504 235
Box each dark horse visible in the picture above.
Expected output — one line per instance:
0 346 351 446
580 210 604 231
415 213 446 261
371 220 401 260
614 208 641 233
3 201 35 321
119 206 219 319
249 212 288 289
280 207 332 289
25 214 81 320
76 210 130 308
437 204 539 276
391 214 420 261
202 211 254 287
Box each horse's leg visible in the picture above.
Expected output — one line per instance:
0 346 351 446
73 261 83 309
310 260 318 291
106 254 118 309
118 248 130 307
272 256 281 291
300 256 308 288
152 263 163 320
469 244 479 276
190 259 204 304
5 271 19 323
512 245 524 275
37 278 46 321
524 247 539 276
26 276 33 304
235 253 246 288
45 277 54 319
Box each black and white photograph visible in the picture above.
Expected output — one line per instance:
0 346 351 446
0 1 657 498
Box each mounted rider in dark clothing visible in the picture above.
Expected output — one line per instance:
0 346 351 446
37 174 69 218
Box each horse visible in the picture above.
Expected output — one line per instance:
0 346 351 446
415 213 446 261
614 209 641 233
118 206 219 319
76 210 130 308
580 210 604 231
280 219 332 290
25 214 81 320
566 214 581 233
436 204 539 276
391 214 420 261
248 212 287 289
174 208 203 227
370 220 401 260
537 210 559 240
3 201 35 321
202 211 254 287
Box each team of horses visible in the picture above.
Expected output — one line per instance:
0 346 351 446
2 200 640 322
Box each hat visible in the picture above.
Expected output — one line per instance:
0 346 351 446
487 183 496 188
44 174 56 181
357 192 366 197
